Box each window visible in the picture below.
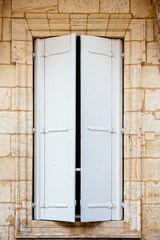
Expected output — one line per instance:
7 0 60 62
33 34 123 222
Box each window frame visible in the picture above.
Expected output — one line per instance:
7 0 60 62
12 18 145 238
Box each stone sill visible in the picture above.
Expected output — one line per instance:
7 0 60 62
16 233 141 239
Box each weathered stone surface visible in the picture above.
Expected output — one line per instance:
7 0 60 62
142 112 160 133
11 134 32 157
143 205 160 226
0 65 16 87
125 182 144 201
0 88 10 109
0 134 10 156
0 158 16 180
125 41 144 64
146 136 160 157
12 0 57 12
0 181 10 202
0 112 16 133
1 0 11 17
131 0 153 18
3 18 11 40
147 42 160 64
59 0 99 13
146 19 154 41
142 158 160 180
19 158 32 180
150 229 160 240
0 42 10 64
145 89 160 111
124 89 143 111
100 0 129 13
12 41 32 64
124 158 141 180
144 132 155 140
142 66 160 88
0 203 14 226
11 87 32 110
0 18 2 40
146 182 160 203
124 65 141 88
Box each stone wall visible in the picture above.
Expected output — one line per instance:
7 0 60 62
0 0 160 239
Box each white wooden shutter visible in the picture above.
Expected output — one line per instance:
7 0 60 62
34 34 76 222
81 35 122 222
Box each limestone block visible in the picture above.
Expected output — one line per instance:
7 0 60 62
125 21 144 41
11 87 32 111
124 182 144 201
124 135 141 158
3 18 11 40
1 0 11 17
155 111 160 120
19 64 32 87
19 158 32 180
0 88 10 109
0 18 2 40
18 111 33 134
146 19 154 41
59 0 99 13
124 65 141 88
11 134 32 157
143 205 160 226
32 31 51 38
19 180 32 201
0 134 10 156
71 14 87 31
0 181 10 202
87 14 109 33
100 0 129 13
124 89 143 112
146 182 160 203
142 66 160 88
12 0 57 12
0 158 16 180
150 229 160 240
142 159 160 180
0 203 14 226
0 42 10 64
124 112 141 134
12 12 24 18
131 0 153 18
107 19 129 33
144 132 155 140
28 19 49 31
26 13 47 19
12 41 32 64
147 42 159 64
124 158 141 180
141 113 160 133
0 65 16 87
145 89 160 111
146 136 160 157
0 112 16 133
49 15 70 31
12 20 32 41
125 41 143 64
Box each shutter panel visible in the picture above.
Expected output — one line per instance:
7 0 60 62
81 35 122 222
111 39 123 220
34 34 76 222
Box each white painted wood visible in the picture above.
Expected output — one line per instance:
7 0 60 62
81 35 112 222
34 38 45 220
111 39 123 220
34 34 76 222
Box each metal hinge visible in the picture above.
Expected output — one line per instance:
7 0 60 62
32 203 36 208
33 127 36 133
121 128 124 134
121 202 125 208
33 52 36 58
121 53 124 58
